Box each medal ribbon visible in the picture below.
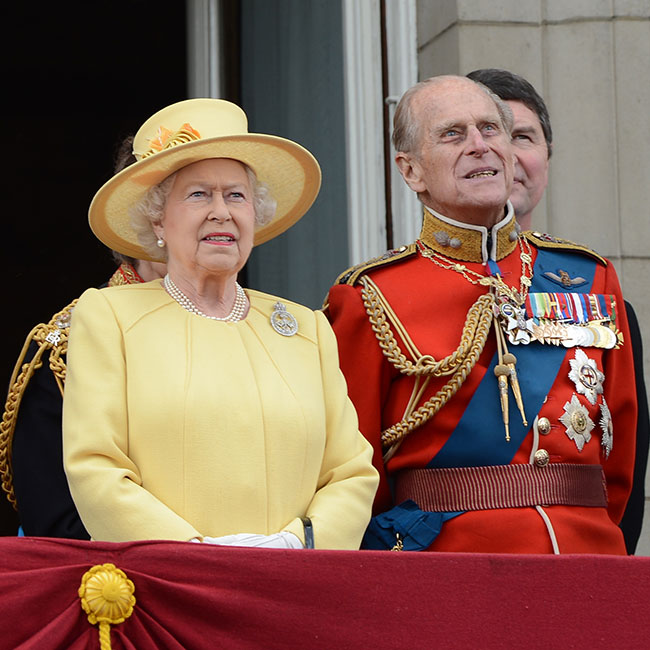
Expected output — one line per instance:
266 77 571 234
525 291 615 324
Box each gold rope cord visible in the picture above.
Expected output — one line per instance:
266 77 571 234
380 309 493 449
358 276 494 450
360 276 493 378
0 301 76 507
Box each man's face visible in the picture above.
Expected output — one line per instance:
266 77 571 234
507 100 549 224
396 78 514 226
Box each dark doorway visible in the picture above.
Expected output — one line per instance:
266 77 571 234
1 1 188 534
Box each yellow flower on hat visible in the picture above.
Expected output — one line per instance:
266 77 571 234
146 123 202 156
149 126 173 153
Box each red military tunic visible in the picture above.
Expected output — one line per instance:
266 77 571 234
326 207 636 554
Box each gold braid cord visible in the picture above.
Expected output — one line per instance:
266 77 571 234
359 277 494 449
79 563 136 650
0 301 76 507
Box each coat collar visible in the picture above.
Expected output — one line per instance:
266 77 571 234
418 202 519 263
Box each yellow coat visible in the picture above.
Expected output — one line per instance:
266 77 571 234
63 281 378 548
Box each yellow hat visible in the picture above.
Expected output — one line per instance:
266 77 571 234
89 98 322 260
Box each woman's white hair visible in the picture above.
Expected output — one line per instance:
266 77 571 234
129 164 277 261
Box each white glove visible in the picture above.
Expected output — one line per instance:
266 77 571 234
201 532 304 549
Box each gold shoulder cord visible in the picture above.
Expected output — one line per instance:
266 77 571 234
0 300 76 508
359 276 494 457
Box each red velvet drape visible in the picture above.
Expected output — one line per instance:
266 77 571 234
1 537 648 649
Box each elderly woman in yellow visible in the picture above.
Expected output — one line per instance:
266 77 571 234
62 99 378 549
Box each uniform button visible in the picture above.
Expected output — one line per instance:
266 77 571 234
538 417 551 435
534 449 550 467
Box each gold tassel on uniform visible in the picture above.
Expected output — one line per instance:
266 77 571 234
503 351 527 428
493 317 528 441
493 318 511 441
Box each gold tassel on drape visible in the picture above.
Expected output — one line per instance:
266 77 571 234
79 563 136 650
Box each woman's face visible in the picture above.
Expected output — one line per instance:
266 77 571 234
155 158 256 279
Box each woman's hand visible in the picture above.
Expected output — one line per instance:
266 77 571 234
201 532 303 548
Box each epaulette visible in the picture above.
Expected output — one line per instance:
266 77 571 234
0 299 77 508
108 262 145 286
334 243 418 287
523 231 607 266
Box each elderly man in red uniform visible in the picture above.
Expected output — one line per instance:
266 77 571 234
325 75 636 554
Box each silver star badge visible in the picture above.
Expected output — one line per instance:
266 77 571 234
559 394 595 451
599 398 613 459
568 349 604 405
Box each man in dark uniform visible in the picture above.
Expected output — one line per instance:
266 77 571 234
325 75 637 554
467 67 648 554
0 255 165 538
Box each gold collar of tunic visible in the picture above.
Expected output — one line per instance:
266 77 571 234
418 203 519 263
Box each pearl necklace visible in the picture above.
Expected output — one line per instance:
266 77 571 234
163 274 248 322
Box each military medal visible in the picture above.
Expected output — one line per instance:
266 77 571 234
270 302 298 336
497 301 534 345
524 292 622 349
568 349 604 405
599 398 613 459
559 394 594 451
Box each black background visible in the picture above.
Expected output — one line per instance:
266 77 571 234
1 1 191 533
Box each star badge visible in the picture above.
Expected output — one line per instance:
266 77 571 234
568 349 604 405
559 394 595 451
599 398 613 459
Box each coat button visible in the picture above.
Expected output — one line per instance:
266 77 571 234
538 417 551 435
534 449 550 467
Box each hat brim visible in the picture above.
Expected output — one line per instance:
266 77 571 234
89 133 322 261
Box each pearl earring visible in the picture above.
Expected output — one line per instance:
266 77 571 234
157 238 165 248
